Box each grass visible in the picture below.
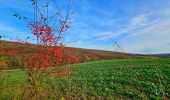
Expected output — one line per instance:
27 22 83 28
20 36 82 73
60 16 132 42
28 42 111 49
1 58 170 99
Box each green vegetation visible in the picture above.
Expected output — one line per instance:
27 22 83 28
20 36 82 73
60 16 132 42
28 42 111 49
1 58 170 99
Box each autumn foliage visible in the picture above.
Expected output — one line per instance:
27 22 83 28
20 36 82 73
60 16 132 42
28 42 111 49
1 0 79 82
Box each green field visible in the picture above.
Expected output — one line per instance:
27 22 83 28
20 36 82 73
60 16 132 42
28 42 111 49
1 58 170 99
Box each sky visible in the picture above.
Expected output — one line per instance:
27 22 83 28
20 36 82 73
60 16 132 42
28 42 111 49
0 0 170 54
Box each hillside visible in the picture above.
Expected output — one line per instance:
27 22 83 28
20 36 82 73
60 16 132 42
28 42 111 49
151 54 170 58
0 40 143 69
0 40 143 60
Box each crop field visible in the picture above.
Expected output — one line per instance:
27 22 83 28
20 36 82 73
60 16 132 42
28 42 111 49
1 58 170 99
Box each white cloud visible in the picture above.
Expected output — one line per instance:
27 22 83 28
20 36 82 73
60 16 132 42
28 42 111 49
109 3 170 53
119 14 170 53
129 15 148 27
94 32 116 40
127 19 170 53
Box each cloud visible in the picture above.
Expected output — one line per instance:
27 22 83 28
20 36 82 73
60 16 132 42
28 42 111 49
129 15 148 27
118 12 170 53
126 18 170 53
90 14 153 42
107 2 170 54
94 32 116 40
119 14 154 34
91 14 152 42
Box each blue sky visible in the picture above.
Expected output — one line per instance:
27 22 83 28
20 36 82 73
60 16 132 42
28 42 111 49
0 0 170 54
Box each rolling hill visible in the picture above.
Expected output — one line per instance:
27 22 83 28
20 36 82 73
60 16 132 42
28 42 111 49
0 40 143 69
